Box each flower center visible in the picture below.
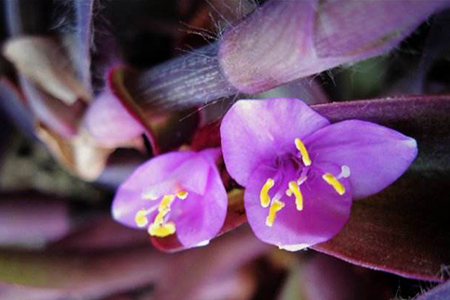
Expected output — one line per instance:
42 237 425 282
260 138 351 227
134 188 189 237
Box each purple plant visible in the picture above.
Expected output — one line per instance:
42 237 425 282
1 1 450 300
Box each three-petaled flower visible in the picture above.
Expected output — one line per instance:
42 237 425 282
112 149 227 248
220 98 417 251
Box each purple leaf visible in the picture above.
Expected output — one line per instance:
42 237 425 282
0 191 71 249
310 95 450 281
51 216 149 251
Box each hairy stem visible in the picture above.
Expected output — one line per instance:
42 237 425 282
127 43 238 110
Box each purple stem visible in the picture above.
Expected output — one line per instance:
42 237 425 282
127 43 238 110
73 0 94 91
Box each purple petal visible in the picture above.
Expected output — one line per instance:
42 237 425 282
305 120 417 199
168 155 211 195
171 165 227 247
112 151 197 228
83 89 144 147
244 164 352 249
197 147 222 165
221 98 329 186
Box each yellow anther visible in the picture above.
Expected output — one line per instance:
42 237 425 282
288 181 304 211
322 173 346 196
295 138 312 166
176 190 188 200
286 189 293 197
260 178 275 208
148 222 176 237
135 209 149 228
265 199 285 227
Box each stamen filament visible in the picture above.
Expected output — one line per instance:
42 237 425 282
337 165 351 179
266 199 285 227
322 173 345 195
288 181 304 211
295 138 312 166
260 178 275 208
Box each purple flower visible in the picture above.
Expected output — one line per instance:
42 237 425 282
220 98 417 251
112 149 227 248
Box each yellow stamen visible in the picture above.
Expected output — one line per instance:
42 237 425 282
286 189 293 197
322 173 346 195
288 181 304 211
176 190 188 200
295 138 311 166
153 194 175 223
260 178 275 208
266 199 285 227
148 194 177 237
135 209 149 228
159 194 175 211
148 222 176 237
